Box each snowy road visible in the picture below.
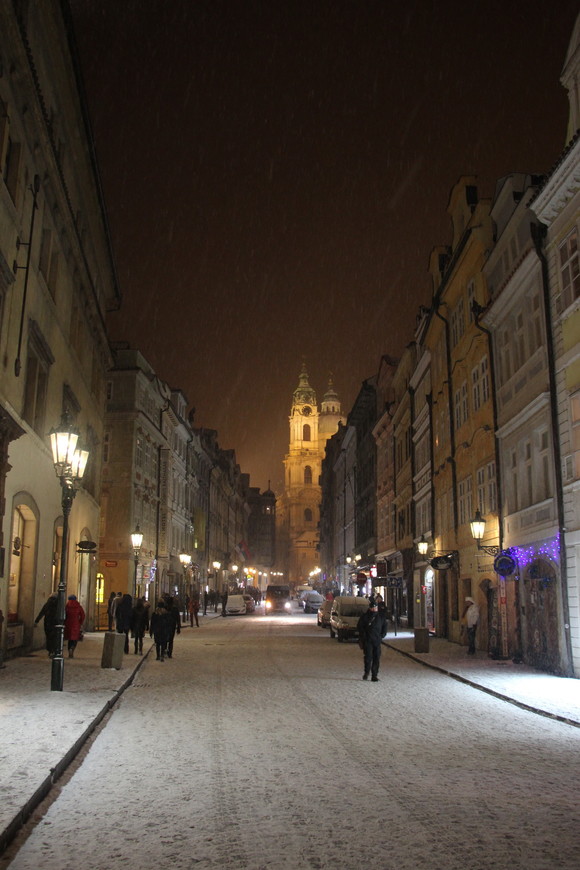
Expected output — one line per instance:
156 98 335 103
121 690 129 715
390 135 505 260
5 609 579 870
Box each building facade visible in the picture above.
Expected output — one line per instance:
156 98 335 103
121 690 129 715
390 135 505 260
277 364 344 588
0 2 119 653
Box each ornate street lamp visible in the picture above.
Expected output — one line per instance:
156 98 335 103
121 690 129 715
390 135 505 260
131 525 143 598
417 535 429 557
49 412 89 692
180 552 190 610
212 560 221 593
470 509 487 549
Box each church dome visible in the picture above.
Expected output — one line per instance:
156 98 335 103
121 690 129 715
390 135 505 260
321 377 341 414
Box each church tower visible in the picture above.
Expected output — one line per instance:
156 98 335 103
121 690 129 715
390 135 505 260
278 364 344 589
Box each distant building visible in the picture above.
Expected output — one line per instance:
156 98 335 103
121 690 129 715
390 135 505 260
277 364 344 588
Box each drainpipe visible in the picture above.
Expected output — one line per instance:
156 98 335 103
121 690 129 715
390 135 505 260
531 222 573 676
471 306 504 551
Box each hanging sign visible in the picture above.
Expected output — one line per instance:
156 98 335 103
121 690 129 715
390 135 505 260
494 552 516 577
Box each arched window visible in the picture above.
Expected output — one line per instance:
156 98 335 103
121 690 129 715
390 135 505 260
303 424 311 441
304 465 312 485
304 508 313 523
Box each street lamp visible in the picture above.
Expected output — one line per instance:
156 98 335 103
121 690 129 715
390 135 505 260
212 560 221 593
180 552 190 609
49 412 89 692
131 525 143 598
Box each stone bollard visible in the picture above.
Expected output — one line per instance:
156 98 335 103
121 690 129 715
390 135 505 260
414 627 430 653
101 631 125 669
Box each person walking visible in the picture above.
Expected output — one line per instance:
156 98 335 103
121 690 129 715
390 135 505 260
34 592 58 657
107 591 117 631
131 597 149 654
462 596 480 655
221 588 228 617
116 593 133 654
64 594 85 658
150 600 170 661
164 595 181 658
202 588 208 616
188 595 200 627
357 597 388 682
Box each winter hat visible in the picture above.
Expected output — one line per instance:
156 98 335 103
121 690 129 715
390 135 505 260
67 595 77 601
465 596 474 603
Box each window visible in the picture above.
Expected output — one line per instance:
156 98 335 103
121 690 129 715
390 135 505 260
304 508 313 523
103 431 111 464
510 449 518 513
304 465 312 485
467 280 476 323
461 381 468 424
22 321 54 435
302 424 311 441
39 225 60 299
3 135 22 204
472 365 481 412
454 388 461 431
458 475 472 525
538 430 550 502
451 298 465 348
135 434 143 468
480 356 489 403
486 461 497 513
557 229 580 313
529 292 543 352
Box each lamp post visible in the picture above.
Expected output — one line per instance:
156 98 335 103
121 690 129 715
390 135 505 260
212 560 221 594
131 525 143 599
49 413 89 692
180 552 190 613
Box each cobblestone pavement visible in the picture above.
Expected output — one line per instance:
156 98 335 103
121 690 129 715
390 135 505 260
1 611 579 869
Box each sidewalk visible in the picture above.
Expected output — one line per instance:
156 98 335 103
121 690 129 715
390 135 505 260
385 630 580 727
1 623 579 856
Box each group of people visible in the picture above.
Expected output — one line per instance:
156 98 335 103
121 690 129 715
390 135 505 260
107 591 181 657
34 593 85 659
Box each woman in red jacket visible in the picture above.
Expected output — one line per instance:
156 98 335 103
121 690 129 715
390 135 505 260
64 595 85 658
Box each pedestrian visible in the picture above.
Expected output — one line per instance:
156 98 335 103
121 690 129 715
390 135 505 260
64 594 85 658
131 597 149 654
107 591 117 631
202 588 208 616
34 592 58 657
188 595 200 627
150 600 170 661
109 591 122 632
164 595 181 658
116 593 133 653
221 588 228 617
357 596 388 682
462 596 480 655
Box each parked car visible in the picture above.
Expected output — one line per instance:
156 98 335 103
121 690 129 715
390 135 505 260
225 594 247 615
329 596 369 642
242 594 256 613
302 591 325 613
317 599 333 627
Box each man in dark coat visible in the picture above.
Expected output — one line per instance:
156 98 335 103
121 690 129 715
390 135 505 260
34 593 58 657
150 600 170 661
131 597 150 654
164 595 181 658
357 597 388 682
116 593 133 653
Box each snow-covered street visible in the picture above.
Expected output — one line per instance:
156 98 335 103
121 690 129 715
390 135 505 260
4 609 579 870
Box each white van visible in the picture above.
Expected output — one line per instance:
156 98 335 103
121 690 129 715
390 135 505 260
329 596 369 642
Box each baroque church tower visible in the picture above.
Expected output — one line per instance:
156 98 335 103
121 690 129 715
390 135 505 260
277 363 344 588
